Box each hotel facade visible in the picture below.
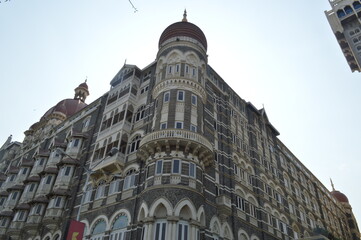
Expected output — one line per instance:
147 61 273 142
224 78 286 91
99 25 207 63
0 12 359 240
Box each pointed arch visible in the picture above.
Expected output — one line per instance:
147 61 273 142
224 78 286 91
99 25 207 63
174 198 196 220
149 197 173 217
209 216 221 235
138 201 149 221
221 222 234 240
197 205 206 227
238 229 249 240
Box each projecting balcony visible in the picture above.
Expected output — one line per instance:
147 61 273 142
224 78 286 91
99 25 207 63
90 152 126 181
137 129 213 166
43 208 64 230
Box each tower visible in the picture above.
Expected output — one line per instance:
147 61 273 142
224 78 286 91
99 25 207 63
325 0 361 72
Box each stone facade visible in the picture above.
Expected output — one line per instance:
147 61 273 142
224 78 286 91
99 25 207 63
0 12 359 240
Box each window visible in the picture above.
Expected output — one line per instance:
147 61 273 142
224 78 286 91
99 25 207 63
22 168 28 175
192 68 196 76
177 221 189 240
175 122 183 129
172 160 180 174
110 214 128 240
9 175 15 182
0 218 8 227
191 95 197 105
45 175 53 184
236 196 245 211
185 65 189 74
140 85 149 94
190 125 197 132
176 64 180 73
91 219 106 240
11 191 18 200
189 163 196 178
160 123 167 129
73 139 80 147
164 92 170 103
109 179 120 195
124 169 136 190
28 183 35 192
129 135 141 153
177 91 184 101
38 158 45 166
0 197 6 206
83 184 93 203
135 106 146 122
156 160 163 175
53 196 63 208
154 220 167 240
15 210 27 221
95 184 106 199
168 65 173 74
35 204 43 215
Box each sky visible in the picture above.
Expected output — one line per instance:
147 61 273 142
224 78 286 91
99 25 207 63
0 0 360 228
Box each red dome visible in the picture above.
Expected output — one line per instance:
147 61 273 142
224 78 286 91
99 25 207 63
41 99 87 120
331 190 349 203
159 21 207 50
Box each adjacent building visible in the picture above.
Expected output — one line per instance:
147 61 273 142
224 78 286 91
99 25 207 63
0 11 359 240
325 0 361 72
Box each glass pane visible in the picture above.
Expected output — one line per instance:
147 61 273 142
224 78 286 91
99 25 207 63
173 160 180 173
155 223 160 240
161 223 166 240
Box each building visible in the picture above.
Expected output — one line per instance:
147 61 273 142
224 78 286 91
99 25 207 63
0 11 359 240
325 0 361 72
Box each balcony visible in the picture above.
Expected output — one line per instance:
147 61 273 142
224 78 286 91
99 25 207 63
216 195 232 221
138 129 213 166
90 152 126 182
43 208 64 230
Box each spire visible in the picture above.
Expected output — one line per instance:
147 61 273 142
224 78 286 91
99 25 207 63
182 9 187 22
330 178 335 191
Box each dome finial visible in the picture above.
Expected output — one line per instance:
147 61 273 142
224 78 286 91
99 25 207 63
330 178 335 191
182 9 187 22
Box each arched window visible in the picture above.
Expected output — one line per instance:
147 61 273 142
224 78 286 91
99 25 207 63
344 5 354 14
110 213 128 240
129 135 141 153
91 219 106 240
337 9 346 18
53 234 60 240
353 1 361 9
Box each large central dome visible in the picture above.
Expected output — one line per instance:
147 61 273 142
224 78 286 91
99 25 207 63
158 11 207 50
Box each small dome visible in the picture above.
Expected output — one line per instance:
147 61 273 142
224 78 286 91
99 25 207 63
41 99 87 120
159 12 207 50
78 81 88 90
331 190 349 203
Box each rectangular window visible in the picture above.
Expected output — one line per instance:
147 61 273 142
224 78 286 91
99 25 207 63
190 125 197 132
9 175 15 182
22 168 28 175
39 158 45 166
154 221 167 240
175 122 183 129
185 65 189 74
17 210 26 221
0 198 5 206
73 139 80 147
12 191 18 200
156 160 163 175
168 65 173 74
236 196 245 211
54 196 63 207
95 185 105 199
109 179 120 195
172 160 180 174
177 91 184 101
63 166 72 176
83 188 92 203
160 123 167 130
29 183 35 192
35 204 43 215
177 221 189 240
189 163 196 178
45 175 52 184
191 95 197 105
124 174 135 190
164 92 170 103
176 64 180 73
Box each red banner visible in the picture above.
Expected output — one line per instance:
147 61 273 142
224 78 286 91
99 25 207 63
66 220 85 240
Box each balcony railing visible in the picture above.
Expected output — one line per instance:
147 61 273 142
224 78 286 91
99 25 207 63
140 129 212 151
138 129 213 166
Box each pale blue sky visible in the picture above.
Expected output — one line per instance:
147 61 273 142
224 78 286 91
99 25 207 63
1 0 360 226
